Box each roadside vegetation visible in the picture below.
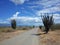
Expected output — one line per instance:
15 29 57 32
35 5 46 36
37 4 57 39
0 26 34 41
38 13 60 45
0 19 34 41
38 23 60 45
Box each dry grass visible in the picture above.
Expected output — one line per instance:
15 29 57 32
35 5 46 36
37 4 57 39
0 30 27 41
0 27 33 41
38 29 60 45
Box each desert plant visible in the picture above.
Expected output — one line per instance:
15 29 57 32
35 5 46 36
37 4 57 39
41 14 54 34
39 26 42 29
11 19 16 29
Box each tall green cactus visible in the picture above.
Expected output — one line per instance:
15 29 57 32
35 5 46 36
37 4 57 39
11 19 16 29
41 14 54 34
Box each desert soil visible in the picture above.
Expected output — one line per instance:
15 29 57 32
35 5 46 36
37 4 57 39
0 30 27 41
39 29 60 45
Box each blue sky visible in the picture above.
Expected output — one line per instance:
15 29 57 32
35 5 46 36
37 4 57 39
0 0 60 26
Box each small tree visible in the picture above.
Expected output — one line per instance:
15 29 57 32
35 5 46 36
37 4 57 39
11 19 16 29
41 14 54 34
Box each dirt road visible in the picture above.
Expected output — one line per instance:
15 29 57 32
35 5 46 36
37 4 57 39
0 28 39 45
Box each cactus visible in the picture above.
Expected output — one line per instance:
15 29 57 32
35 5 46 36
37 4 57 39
41 13 54 34
11 19 16 29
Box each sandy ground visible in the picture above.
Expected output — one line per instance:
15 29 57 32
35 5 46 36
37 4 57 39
0 28 39 45
39 29 60 45
0 30 27 41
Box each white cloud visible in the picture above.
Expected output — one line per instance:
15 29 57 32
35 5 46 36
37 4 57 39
8 12 60 24
27 5 38 9
35 0 60 24
13 12 20 17
53 14 60 20
8 12 20 20
8 12 42 23
28 0 60 8
9 16 42 22
37 6 60 16
24 0 60 13
0 20 9 24
27 0 49 5
10 0 29 5
40 0 60 8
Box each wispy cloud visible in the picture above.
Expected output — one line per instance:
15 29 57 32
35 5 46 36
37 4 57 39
37 6 60 15
27 0 60 8
35 0 60 24
53 14 60 20
40 0 60 8
10 0 29 5
24 0 60 17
